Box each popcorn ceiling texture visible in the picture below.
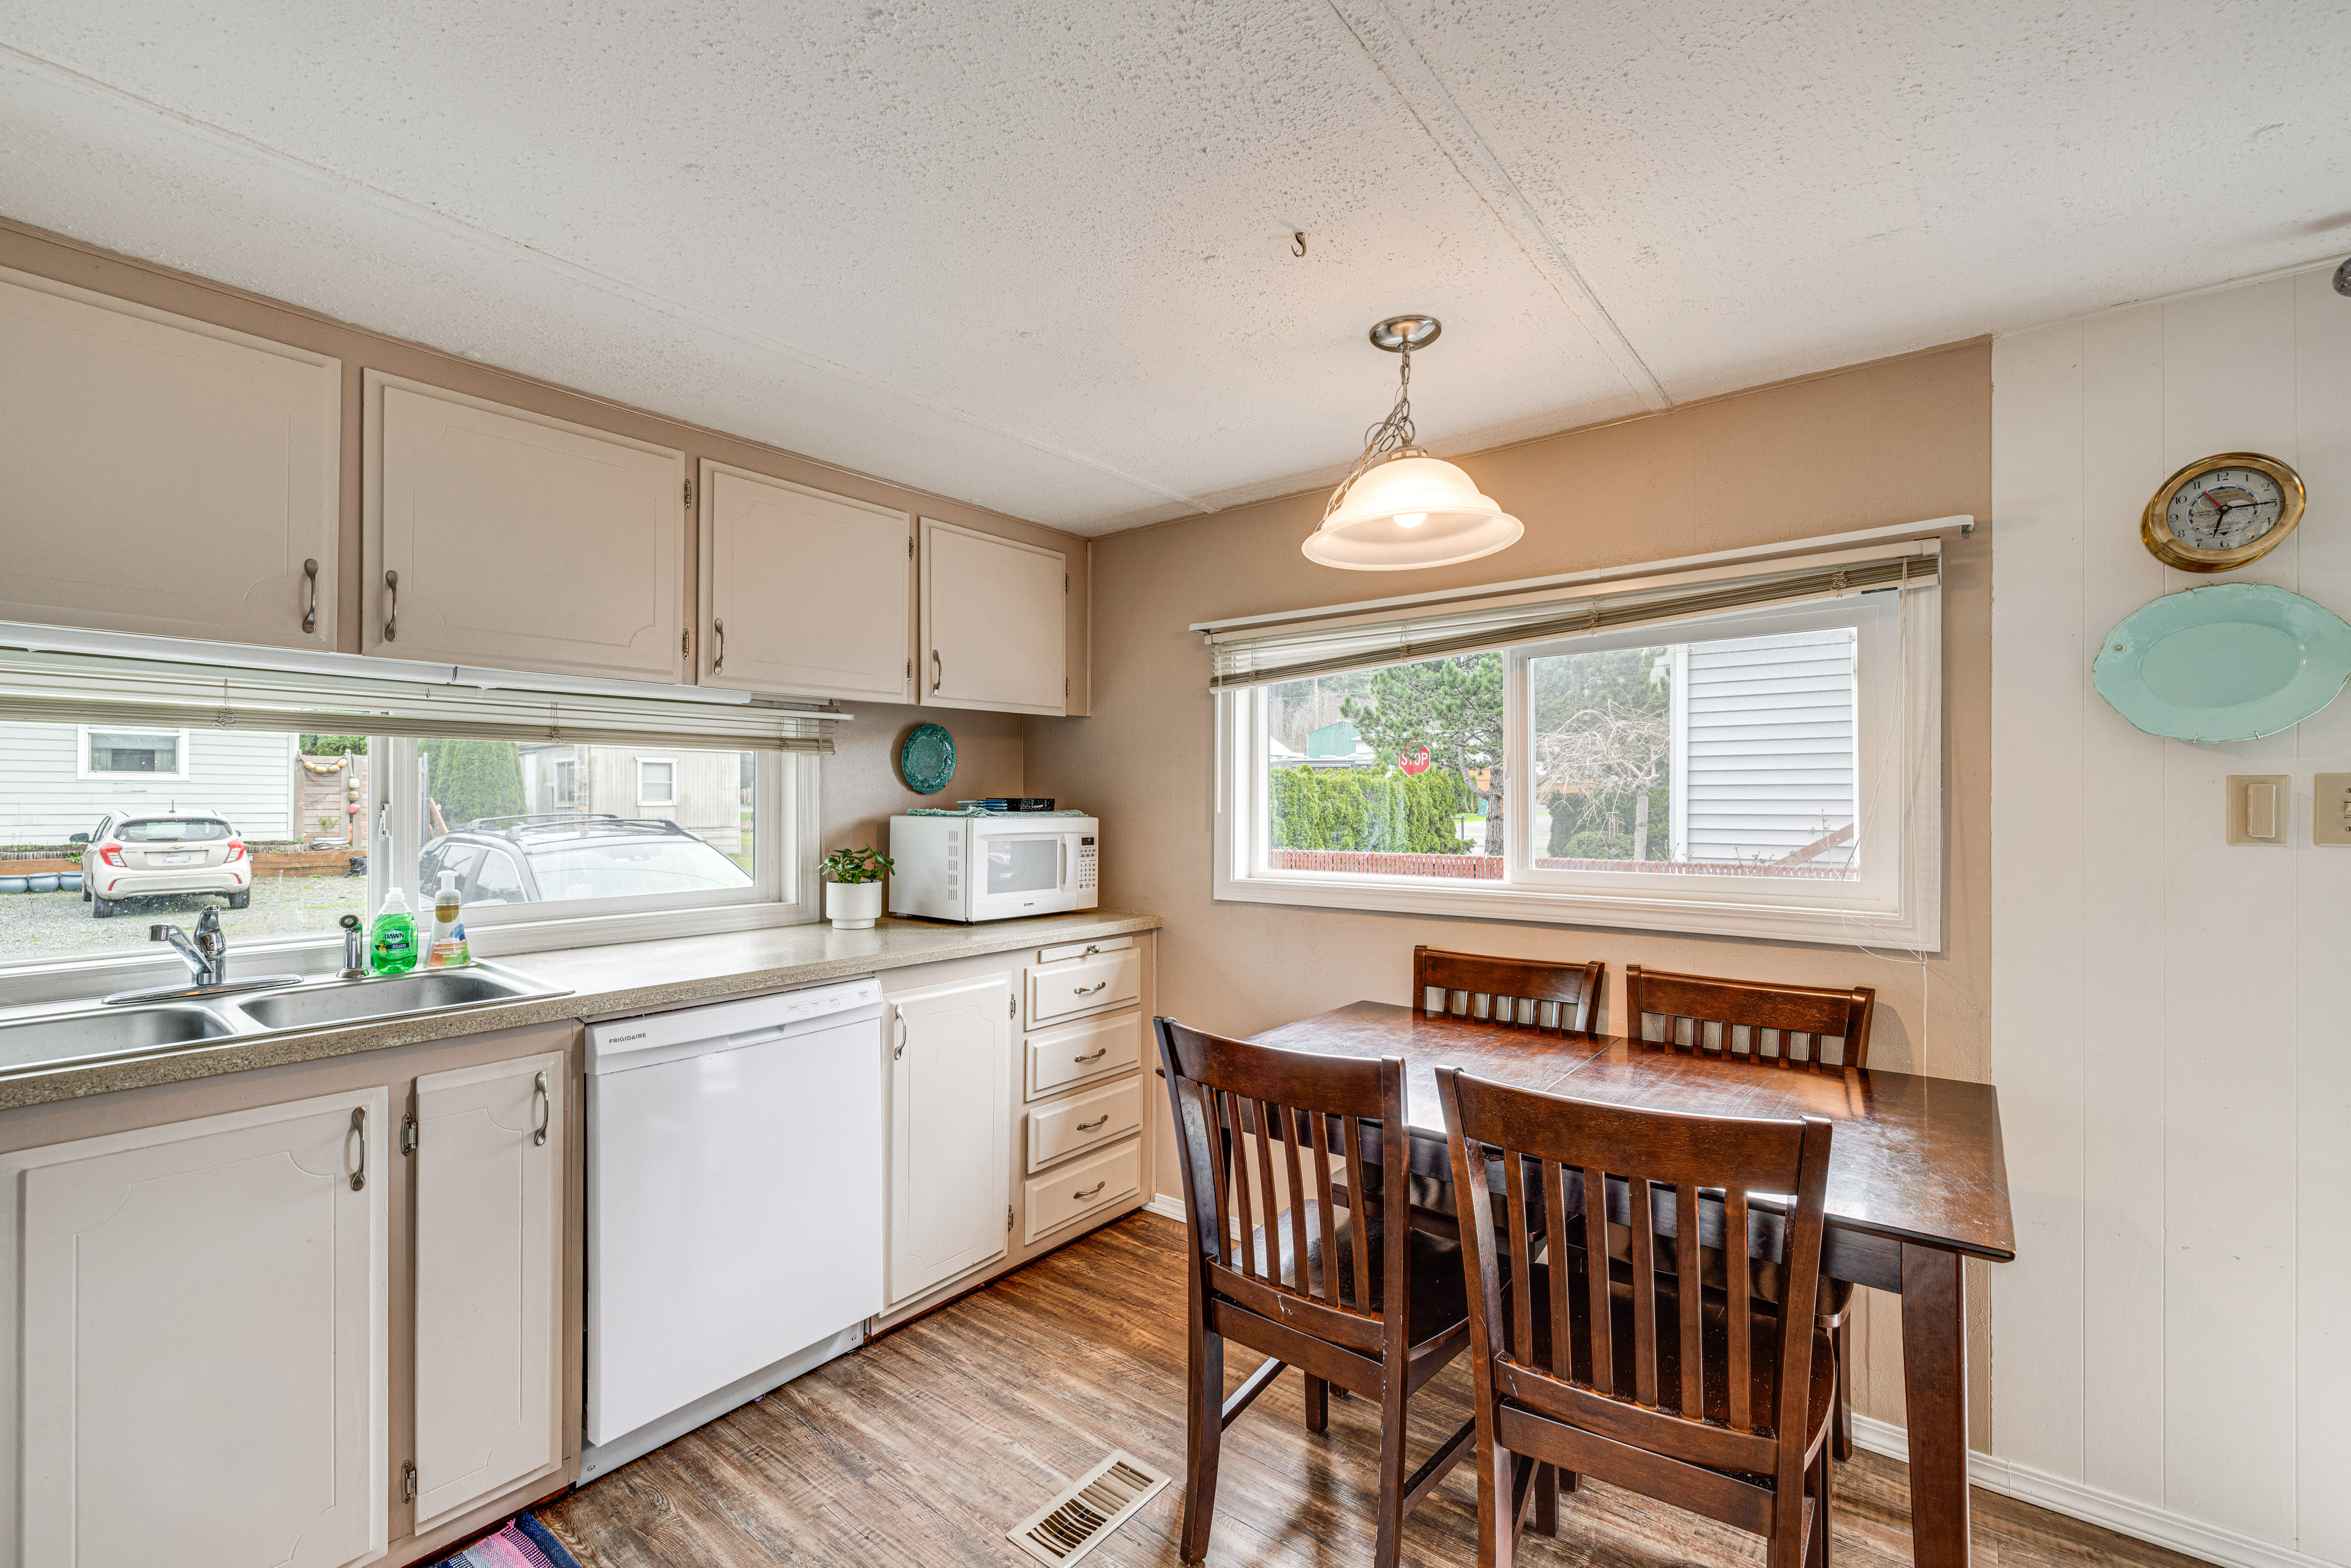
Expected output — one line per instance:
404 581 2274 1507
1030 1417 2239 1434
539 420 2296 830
0 1 2343 535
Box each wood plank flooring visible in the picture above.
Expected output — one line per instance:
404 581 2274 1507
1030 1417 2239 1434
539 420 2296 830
541 1214 2211 1568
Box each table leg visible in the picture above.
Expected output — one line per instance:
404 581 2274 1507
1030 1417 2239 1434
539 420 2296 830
1899 1244 1969 1568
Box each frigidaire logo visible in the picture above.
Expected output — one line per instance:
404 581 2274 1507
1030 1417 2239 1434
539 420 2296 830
609 1031 648 1044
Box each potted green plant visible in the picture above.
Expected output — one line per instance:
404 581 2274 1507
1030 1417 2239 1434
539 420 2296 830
820 846 894 930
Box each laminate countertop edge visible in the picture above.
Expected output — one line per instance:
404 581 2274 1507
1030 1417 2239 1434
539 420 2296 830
0 912 1163 1111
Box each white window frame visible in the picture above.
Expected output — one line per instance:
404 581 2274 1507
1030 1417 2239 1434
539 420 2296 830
389 742 817 957
76 724 190 781
1213 566 1941 950
636 757 677 808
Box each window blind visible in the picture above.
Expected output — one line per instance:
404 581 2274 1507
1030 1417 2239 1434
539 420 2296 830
0 646 841 752
1205 549 1939 689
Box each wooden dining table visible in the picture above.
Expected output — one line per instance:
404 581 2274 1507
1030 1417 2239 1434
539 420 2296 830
1244 1000 2014 1568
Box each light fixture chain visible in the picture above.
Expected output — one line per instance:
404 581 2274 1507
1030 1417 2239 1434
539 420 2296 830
1326 345 1422 521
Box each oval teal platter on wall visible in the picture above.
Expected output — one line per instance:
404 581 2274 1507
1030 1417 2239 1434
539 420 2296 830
899 722 956 794
2093 583 2351 743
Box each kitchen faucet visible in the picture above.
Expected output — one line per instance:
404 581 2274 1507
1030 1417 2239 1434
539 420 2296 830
152 906 230 988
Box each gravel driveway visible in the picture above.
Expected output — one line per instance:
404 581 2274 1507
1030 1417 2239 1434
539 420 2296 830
0 874 372 961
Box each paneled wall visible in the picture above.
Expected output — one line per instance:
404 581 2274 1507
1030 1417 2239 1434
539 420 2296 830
1990 264 2350 1567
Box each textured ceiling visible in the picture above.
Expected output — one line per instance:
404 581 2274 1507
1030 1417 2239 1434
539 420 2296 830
2 2 2347 535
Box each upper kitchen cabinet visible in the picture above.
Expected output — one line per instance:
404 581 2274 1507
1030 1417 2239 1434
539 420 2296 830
0 266 340 650
921 519 1067 716
700 462 912 702
364 371 685 681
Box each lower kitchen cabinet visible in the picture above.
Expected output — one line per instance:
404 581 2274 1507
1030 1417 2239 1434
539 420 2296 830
0 1087 390 1568
886 972 1012 1305
412 1051 566 1531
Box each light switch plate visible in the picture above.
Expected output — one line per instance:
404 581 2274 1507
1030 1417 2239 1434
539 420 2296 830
2225 775 2290 846
2315 773 2351 847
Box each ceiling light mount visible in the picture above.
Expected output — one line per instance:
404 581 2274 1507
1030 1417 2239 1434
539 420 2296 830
1303 316 1523 572
1369 314 1442 352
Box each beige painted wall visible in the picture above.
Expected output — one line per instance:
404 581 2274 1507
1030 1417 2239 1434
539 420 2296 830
823 700 1026 861
1027 339 1995 1436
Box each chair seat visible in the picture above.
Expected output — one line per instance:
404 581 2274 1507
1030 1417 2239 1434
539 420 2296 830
1228 1201 1471 1340
1520 1261 1837 1446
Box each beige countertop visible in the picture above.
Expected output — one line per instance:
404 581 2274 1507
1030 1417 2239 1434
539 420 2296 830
0 911 1160 1111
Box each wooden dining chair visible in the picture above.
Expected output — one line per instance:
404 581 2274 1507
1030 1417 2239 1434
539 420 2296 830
1415 946 1607 1034
1435 1067 1839 1568
1622 964 1872 1455
1155 1016 1477 1568
1622 964 1873 1068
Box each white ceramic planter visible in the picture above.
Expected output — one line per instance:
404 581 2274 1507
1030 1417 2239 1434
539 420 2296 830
825 880 884 930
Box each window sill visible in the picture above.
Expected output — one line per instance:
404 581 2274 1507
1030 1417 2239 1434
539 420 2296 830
1212 871 1938 950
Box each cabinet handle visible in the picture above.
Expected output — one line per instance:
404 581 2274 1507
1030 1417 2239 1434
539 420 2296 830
532 1070 550 1147
348 1106 367 1191
1073 981 1107 996
382 569 399 643
301 558 319 633
712 618 726 674
1074 1047 1108 1063
1073 1180 1106 1200
931 649 942 694
1077 1115 1110 1131
893 1008 907 1060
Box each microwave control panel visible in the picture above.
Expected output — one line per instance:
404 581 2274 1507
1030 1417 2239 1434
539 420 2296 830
1076 835 1098 892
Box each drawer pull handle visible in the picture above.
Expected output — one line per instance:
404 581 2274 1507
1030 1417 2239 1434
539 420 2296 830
1074 1048 1108 1063
1073 1180 1106 1200
1073 981 1108 996
1077 1115 1110 1131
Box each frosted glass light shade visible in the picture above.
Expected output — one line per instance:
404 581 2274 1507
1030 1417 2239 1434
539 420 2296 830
1303 454 1523 571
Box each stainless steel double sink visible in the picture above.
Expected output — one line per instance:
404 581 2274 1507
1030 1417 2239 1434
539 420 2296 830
0 965 571 1077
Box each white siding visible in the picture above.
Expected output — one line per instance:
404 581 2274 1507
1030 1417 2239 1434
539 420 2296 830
1676 628 1856 866
0 722 295 844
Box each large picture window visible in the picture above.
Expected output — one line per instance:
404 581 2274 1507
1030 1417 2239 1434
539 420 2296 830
1213 543 1942 947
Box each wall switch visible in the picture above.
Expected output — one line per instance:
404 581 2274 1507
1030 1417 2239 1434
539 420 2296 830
2315 774 2351 847
2225 775 2290 846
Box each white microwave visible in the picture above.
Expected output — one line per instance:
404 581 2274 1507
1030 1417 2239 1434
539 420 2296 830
887 815 1099 923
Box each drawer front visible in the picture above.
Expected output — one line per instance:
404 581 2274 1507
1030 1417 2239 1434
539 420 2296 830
1027 1010 1143 1100
1028 1077 1144 1172
1024 1138 1142 1245
1037 934 1133 966
1027 949 1141 1027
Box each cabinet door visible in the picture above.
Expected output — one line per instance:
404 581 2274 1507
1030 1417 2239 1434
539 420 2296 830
365 372 684 680
921 519 1065 715
0 265 340 649
702 463 912 700
887 973 1011 1304
0 1088 388 1568
413 1052 564 1531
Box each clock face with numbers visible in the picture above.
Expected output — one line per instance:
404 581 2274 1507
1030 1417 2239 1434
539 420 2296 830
2142 452 2306 572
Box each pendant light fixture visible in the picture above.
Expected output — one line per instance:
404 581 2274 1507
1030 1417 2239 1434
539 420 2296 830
1302 315 1523 571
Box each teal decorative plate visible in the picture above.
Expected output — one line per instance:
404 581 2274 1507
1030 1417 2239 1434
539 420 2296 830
2093 583 2351 742
899 722 956 794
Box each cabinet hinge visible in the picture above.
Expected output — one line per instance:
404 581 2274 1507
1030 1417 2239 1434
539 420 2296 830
1064 574 1069 593
1008 993 1016 1018
909 536 915 558
402 1460 418 1502
907 657 913 683
684 478 694 506
682 628 692 659
400 1113 418 1156
1008 1204 1015 1232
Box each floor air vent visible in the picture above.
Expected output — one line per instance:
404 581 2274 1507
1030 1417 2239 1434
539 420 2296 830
1007 1450 1169 1566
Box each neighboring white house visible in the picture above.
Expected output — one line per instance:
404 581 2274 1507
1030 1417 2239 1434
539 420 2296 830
516 743 743 855
0 721 298 844
1670 627 1858 868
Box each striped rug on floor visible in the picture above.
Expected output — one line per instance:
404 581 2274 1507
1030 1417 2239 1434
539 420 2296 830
427 1513 582 1568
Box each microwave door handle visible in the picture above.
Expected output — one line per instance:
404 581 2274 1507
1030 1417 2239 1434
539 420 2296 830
1059 838 1067 888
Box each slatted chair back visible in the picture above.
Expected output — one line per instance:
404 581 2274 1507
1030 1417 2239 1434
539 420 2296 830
1415 947 1607 1034
1436 1067 1834 1556
1158 1018 1414 1356
1624 964 1874 1069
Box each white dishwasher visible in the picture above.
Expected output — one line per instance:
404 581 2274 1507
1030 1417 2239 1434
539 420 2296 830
582 977 885 1478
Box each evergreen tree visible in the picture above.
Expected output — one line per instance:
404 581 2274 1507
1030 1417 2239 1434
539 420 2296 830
422 740 525 827
1340 653 1505 853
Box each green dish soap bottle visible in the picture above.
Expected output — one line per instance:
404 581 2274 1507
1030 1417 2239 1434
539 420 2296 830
369 887 420 975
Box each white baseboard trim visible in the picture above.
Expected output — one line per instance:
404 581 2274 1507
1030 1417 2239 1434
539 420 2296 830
1847 1415 2336 1568
1142 1193 1186 1223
